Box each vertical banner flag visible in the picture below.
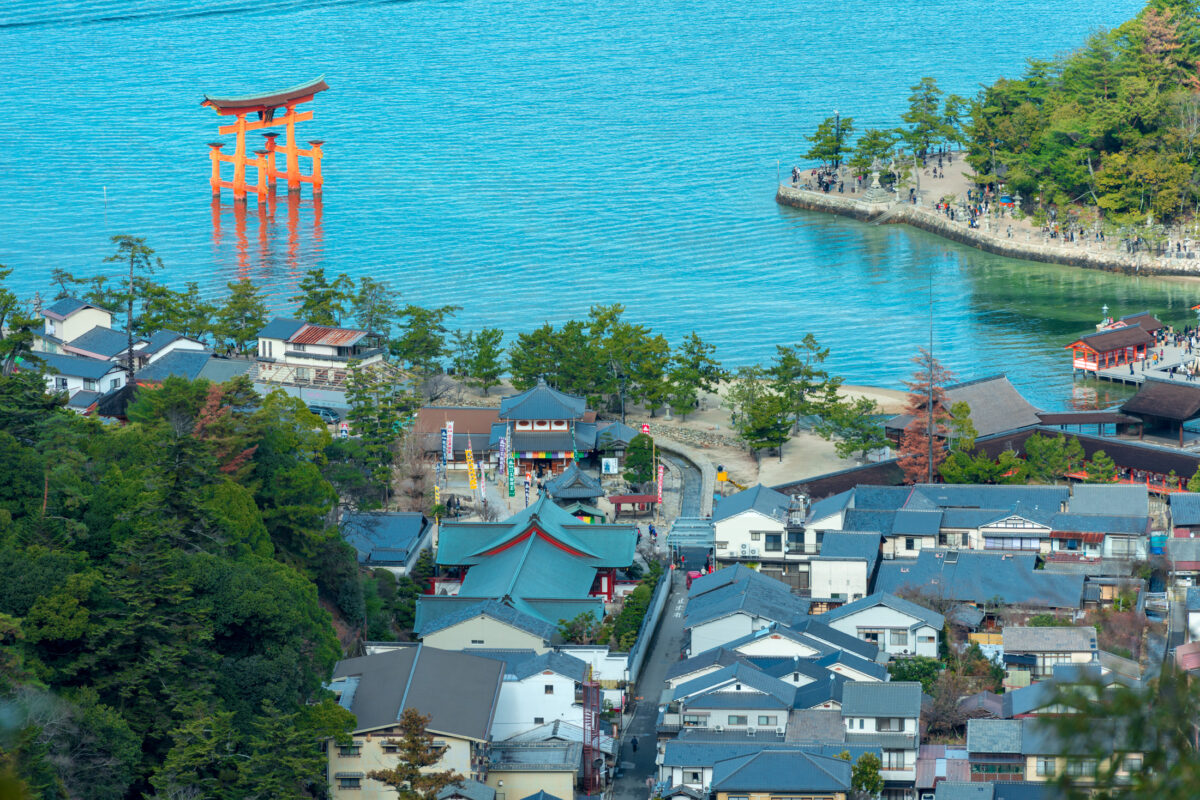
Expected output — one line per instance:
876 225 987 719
440 428 447 464
524 471 531 507
466 443 477 490
657 463 665 504
507 456 516 497
445 421 454 462
641 423 650 435
479 460 486 494
498 436 508 480
434 484 441 508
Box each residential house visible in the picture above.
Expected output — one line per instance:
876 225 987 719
933 781 1055 800
133 330 207 367
471 650 588 739
488 379 598 476
913 744 970 798
1166 537 1200 585
666 662 800 733
256 317 386 387
1188 587 1200 640
420 495 637 637
840 682 923 791
414 406 501 467
819 592 944 658
874 551 1085 614
709 749 853 800
326 645 503 799
418 600 557 654
134 350 254 385
1170 492 1200 536
710 484 797 563
341 511 432 577
486 742 579 800
33 297 115 354
809 531 881 602
684 566 812 656
965 719 1025 784
33 352 126 396
1002 627 1097 687
1001 663 1139 719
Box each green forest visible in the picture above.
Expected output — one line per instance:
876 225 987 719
966 0 1200 223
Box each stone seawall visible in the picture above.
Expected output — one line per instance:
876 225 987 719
776 184 1200 278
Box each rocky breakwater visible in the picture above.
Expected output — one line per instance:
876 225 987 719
776 183 1200 278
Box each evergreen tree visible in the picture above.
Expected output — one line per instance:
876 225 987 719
292 267 353 325
623 433 656 487
668 331 726 419
725 366 793 461
804 115 855 168
848 128 898 173
768 335 843 433
466 327 505 395
817 396 889 462
1084 449 1119 482
897 348 955 484
368 709 464 800
391 304 461 372
900 77 945 157
213 280 268 354
103 235 163 380
352 277 401 337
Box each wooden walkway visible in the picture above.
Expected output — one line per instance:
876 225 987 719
1086 343 1199 385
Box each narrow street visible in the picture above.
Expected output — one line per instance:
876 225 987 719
612 575 687 800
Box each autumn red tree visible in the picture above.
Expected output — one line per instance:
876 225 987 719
897 348 955 484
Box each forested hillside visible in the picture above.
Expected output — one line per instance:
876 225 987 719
967 0 1200 222
0 366 361 798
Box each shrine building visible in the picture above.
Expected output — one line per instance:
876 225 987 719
488 379 598 477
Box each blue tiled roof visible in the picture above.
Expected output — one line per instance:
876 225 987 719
135 350 215 382
666 648 749 682
711 750 851 793
813 650 888 680
140 329 187 355
840 681 922 718
1171 492 1200 527
819 591 945 630
416 599 557 640
892 509 943 535
256 317 307 340
805 489 853 523
712 484 792 524
1067 484 1149 516
912 484 1070 511
673 662 796 706
439 780 496 800
874 551 1084 609
341 511 430 565
470 649 587 682
44 296 106 318
967 719 1023 754
816 531 881 577
684 576 811 630
840 509 895 536
499 378 586 421
543 462 603 500
67 326 131 358
852 485 913 510
66 390 100 409
1051 512 1149 535
37 352 123 380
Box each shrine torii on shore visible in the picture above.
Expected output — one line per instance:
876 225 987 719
201 76 329 202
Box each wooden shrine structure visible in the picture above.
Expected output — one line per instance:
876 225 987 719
201 76 329 202
1066 326 1155 374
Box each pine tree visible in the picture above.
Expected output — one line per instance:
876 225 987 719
368 709 464 800
897 348 955 484
213 280 267 354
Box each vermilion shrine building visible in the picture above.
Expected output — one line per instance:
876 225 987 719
1066 324 1156 374
201 76 329 202
488 379 598 477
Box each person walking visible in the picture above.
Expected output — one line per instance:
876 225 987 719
631 736 639 754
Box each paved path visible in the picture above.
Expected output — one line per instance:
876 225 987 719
613 574 687 800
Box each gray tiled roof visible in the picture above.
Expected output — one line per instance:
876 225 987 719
197 357 254 383
813 531 882 576
841 508 895 536
684 574 811 630
1171 492 1200 527
712 484 792 524
967 718 1023 754
805 489 853 524
1188 586 1200 612
673 662 795 707
256 317 307 340
892 509 944 535
330 645 503 739
710 749 852 793
66 389 100 409
1068 484 1149 517
839 681 922 718
1003 626 1097 654
912 484 1070 512
471 649 588 682
887 375 1042 439
44 296 107 319
820 592 945 630
67 326 132 358
1166 537 1200 563
543 462 603 500
499 378 587 421
934 782 994 800
666 648 749 682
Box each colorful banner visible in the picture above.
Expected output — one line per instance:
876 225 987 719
466 443 477 490
440 428 447 462
479 461 485 494
445 421 454 462
507 456 516 497
524 471 531 507
656 463 665 503
498 436 508 475
434 485 441 507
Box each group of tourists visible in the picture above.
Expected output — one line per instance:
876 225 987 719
792 166 849 194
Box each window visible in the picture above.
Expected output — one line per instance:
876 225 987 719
858 719 865 730
919 635 935 644
715 541 728 549
109 378 119 390
890 630 908 647
688 771 702 782
1110 537 1137 557
293 343 307 352
382 743 399 753
757 715 777 726
682 714 706 727
56 377 68 390
84 378 97 391
751 532 762 541
876 718 902 732
337 743 362 757
766 534 782 552
1065 759 1097 777
728 715 748 725
1122 755 1142 773
471 639 484 644
1036 757 1056 777
882 750 907 769
544 684 555 694
858 629 882 644
534 717 545 724
905 537 916 551
338 776 362 789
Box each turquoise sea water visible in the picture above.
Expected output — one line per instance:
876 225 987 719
0 0 1186 409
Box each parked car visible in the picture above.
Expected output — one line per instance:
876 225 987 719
308 405 340 424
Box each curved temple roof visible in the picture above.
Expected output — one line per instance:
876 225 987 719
201 75 329 112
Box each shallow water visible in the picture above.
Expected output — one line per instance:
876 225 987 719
0 0 1180 409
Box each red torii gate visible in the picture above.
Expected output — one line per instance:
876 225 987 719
201 76 329 202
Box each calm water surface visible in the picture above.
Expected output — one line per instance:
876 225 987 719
0 0 1185 409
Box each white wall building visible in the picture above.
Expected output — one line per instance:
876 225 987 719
819 592 944 659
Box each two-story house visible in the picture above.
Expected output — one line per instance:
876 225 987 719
710 749 853 800
326 644 503 799
684 567 812 656
34 352 127 397
256 317 386 387
472 650 588 739
33 297 115 355
1002 627 1097 688
820 592 945 659
840 681 923 794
